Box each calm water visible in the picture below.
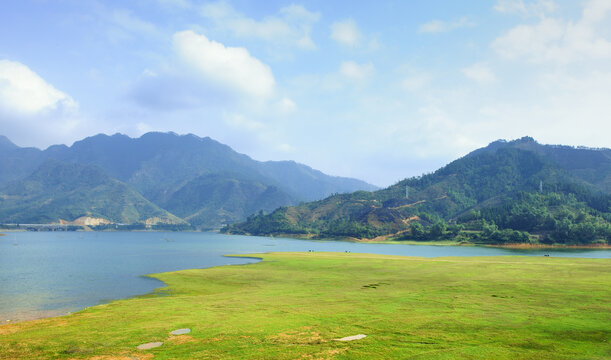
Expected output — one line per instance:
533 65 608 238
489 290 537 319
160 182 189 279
1 231 609 321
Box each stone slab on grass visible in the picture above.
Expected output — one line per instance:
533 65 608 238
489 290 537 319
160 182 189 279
170 328 191 335
334 334 367 341
137 341 163 350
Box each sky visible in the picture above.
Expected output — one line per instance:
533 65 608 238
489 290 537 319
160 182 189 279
1 0 610 187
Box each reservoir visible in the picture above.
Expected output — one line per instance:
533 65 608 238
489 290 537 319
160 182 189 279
1 231 609 322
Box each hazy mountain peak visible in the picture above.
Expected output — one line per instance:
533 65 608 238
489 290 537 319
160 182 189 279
0 132 376 228
0 135 18 151
513 136 537 144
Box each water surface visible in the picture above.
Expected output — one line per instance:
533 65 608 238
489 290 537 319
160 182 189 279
1 231 608 321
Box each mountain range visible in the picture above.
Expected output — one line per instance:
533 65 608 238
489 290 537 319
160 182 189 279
0 132 377 229
223 137 610 245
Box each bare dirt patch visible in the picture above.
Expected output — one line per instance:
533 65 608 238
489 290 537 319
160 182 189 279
267 329 326 345
166 335 198 345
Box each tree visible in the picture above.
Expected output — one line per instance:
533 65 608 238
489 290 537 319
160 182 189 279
482 220 498 238
429 221 447 238
410 222 425 239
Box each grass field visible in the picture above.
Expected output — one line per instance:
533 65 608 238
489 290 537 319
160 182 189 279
1 252 609 359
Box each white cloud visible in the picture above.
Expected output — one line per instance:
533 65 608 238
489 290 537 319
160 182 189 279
494 0 556 17
582 0 611 24
287 62 374 96
462 62 497 84
276 143 295 152
339 61 374 81
200 1 319 50
136 122 154 135
0 60 76 115
419 17 475 33
278 97 296 113
0 60 95 148
281 4 321 24
142 68 157 77
401 73 432 92
173 30 275 99
223 112 263 131
330 19 361 46
492 0 611 63
112 9 157 36
463 70 611 149
494 0 528 15
107 9 160 43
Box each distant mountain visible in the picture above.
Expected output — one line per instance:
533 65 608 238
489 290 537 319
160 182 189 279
0 160 183 225
0 132 376 228
469 137 611 193
45 132 377 204
0 136 45 187
0 135 18 151
161 173 297 229
224 137 610 245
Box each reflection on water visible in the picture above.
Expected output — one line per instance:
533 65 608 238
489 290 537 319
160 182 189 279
0 231 608 321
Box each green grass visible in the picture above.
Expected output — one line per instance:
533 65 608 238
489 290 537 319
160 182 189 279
1 253 610 359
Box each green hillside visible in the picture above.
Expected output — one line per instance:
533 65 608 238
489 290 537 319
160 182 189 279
223 137 611 245
161 173 297 230
40 132 377 203
0 132 377 228
0 160 184 225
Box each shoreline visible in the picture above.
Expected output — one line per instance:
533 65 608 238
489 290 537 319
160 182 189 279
1 255 260 325
2 252 609 359
483 243 611 249
1 309 73 324
245 232 609 249
6 230 610 250
3 233 609 324
2 246 609 326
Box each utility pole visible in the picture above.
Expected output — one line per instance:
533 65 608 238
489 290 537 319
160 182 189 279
539 180 543 193
405 185 409 199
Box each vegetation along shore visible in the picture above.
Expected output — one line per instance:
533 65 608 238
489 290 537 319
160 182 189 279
224 138 610 247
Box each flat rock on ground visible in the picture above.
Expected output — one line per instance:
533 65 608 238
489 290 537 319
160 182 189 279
334 334 367 341
170 328 191 335
136 341 163 350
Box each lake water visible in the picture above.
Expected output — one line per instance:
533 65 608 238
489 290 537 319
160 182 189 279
1 231 609 322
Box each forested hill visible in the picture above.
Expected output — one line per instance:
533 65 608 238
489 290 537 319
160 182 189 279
0 132 376 229
0 132 377 201
0 160 184 225
223 137 611 245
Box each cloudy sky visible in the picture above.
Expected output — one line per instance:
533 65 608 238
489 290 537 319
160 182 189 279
1 0 610 186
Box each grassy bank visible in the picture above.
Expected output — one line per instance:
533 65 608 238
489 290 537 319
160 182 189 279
259 232 609 248
484 243 611 249
1 253 609 359
362 237 472 246
264 233 473 246
373 239 611 249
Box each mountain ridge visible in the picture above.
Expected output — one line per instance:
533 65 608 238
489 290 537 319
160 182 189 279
0 132 377 229
223 137 610 245
0 160 183 225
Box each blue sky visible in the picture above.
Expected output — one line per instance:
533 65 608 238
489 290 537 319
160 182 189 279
1 0 610 186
